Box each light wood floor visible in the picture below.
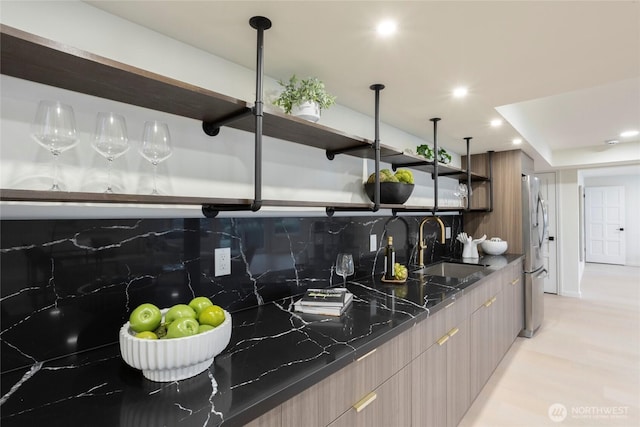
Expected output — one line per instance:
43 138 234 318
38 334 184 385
459 263 640 427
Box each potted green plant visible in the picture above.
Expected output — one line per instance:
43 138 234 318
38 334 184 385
416 144 434 161
438 148 452 164
273 75 336 122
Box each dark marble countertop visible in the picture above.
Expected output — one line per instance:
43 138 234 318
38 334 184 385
0 255 522 427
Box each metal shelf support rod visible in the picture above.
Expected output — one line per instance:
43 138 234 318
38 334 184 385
202 15 271 217
431 118 441 213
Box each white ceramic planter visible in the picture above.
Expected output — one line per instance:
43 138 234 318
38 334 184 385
119 309 232 382
292 101 321 122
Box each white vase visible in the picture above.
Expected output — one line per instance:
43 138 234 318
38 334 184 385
292 101 321 122
462 242 480 259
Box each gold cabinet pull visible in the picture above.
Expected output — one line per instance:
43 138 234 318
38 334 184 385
491 296 497 303
445 300 455 309
448 327 459 337
356 348 377 362
511 278 520 285
437 334 450 346
484 299 493 307
353 392 377 413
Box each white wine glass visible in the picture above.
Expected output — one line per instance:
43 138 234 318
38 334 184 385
31 100 78 191
140 120 172 195
335 253 354 287
93 112 129 193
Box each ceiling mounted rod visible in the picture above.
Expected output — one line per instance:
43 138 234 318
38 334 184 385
326 83 385 216
430 117 441 213
370 83 384 212
464 137 472 210
202 15 271 218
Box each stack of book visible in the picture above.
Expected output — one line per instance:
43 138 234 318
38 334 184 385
294 287 353 316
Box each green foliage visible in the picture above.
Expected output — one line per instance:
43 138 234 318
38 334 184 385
438 148 452 164
416 145 451 164
416 144 434 160
273 75 337 114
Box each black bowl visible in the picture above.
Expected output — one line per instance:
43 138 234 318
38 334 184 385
364 182 415 204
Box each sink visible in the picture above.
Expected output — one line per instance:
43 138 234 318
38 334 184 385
412 262 486 279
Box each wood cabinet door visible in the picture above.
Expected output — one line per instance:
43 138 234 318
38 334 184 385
469 302 491 398
511 262 525 338
411 340 447 427
446 319 470 427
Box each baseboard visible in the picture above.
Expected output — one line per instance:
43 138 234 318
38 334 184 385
559 290 582 298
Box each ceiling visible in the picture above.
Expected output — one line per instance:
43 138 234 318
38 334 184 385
85 1 640 171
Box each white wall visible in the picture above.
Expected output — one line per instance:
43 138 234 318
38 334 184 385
583 174 640 266
0 1 463 219
557 169 582 297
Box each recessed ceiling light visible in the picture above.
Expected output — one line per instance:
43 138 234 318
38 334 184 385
605 139 619 145
376 20 397 37
620 130 639 138
490 119 503 127
512 138 522 145
453 87 468 98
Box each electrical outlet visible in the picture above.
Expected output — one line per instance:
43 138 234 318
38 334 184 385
370 234 377 252
215 247 231 277
446 227 452 239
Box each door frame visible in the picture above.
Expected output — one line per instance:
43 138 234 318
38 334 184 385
535 172 559 294
584 185 626 265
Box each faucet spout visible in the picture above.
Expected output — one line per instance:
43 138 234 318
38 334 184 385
418 216 446 267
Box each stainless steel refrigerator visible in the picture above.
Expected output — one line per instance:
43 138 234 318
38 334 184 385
520 175 548 338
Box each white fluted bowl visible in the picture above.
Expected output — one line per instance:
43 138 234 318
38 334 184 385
481 239 508 255
119 309 231 382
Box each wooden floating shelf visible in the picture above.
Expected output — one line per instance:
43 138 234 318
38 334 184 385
0 25 490 214
0 189 250 206
0 189 490 213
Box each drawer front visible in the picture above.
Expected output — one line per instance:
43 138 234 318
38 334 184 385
328 366 412 427
282 330 411 427
466 276 491 312
411 304 446 358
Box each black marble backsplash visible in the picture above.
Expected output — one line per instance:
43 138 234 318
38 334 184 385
0 214 462 374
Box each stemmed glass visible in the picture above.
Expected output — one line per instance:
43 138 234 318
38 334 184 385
31 100 78 191
335 253 354 287
93 112 129 193
139 120 172 195
454 183 469 207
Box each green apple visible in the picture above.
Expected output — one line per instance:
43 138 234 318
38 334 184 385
129 303 162 333
188 296 214 317
198 324 215 334
164 304 196 324
135 331 158 340
166 317 200 338
199 305 225 327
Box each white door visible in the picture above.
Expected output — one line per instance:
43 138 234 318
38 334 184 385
536 172 558 294
585 186 626 265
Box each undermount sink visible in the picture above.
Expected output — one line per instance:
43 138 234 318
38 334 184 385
412 262 486 279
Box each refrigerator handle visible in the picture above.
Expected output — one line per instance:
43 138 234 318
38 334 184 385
537 193 549 245
535 268 548 279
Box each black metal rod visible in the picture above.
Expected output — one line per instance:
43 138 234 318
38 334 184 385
370 84 384 212
488 150 494 212
249 16 271 211
464 137 472 210
200 16 271 217
430 118 441 212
